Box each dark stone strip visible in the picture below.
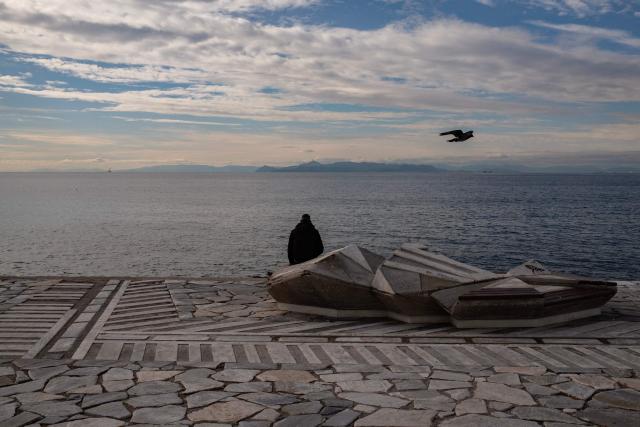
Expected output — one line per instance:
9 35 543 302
232 344 249 363
85 343 102 360
286 345 309 364
143 343 157 361
397 346 427 365
119 343 134 361
309 345 333 364
255 344 274 364
342 345 369 364
200 344 213 362
365 346 392 365
177 344 189 362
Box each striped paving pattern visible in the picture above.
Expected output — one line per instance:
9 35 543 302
4 277 639 365
0 281 93 359
103 280 181 332
84 338 640 368
110 316 640 340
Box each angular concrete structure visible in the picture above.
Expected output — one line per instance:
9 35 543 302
370 243 499 323
268 245 617 328
269 245 387 318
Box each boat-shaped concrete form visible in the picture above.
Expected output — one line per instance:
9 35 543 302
268 245 617 328
443 260 618 328
268 245 387 318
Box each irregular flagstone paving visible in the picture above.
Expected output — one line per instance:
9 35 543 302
0 276 639 426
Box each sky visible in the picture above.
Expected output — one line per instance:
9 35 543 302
0 0 639 171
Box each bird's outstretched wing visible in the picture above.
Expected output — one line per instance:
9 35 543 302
440 130 463 137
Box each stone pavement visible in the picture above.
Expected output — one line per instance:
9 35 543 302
0 277 639 426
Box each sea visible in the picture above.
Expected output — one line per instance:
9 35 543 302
0 172 638 280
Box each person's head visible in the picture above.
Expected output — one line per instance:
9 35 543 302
301 213 311 223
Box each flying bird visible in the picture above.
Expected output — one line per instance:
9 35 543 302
439 129 474 142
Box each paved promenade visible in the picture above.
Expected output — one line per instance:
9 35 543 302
0 277 638 426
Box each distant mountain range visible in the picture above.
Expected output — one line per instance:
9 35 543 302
122 164 258 173
256 161 440 172
120 161 441 173
41 160 640 174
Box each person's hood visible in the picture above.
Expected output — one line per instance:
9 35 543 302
295 221 316 230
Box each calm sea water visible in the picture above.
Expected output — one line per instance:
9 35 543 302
0 172 638 279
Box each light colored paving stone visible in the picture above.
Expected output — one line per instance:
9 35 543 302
552 381 596 400
102 368 133 382
23 401 82 417
494 367 546 376
565 374 616 390
413 394 456 411
188 400 264 423
523 382 558 396
49 418 125 427
28 365 69 381
0 379 46 397
257 370 315 383
136 370 181 382
538 395 584 409
127 392 183 408
127 380 181 396
440 414 539 427
488 401 513 411
578 407 637 427
85 401 130 420
131 405 186 424
213 369 259 383
15 392 64 404
239 391 299 406
428 380 472 390
324 408 360 427
615 377 640 390
281 400 322 415
525 375 567 386
1 411 41 427
44 376 97 394
338 392 409 408
431 371 472 381
65 367 110 377
487 373 521 386
473 382 535 406
393 380 426 391
320 373 363 382
337 380 392 393
252 407 280 421
69 384 103 394
354 408 436 426
590 388 640 411
224 382 272 393
273 414 323 427
102 380 134 392
511 406 585 424
274 382 332 395
175 369 224 394
455 398 487 415
445 388 471 400
0 402 17 422
82 392 128 409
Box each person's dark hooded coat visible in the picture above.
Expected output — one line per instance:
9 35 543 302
288 217 324 265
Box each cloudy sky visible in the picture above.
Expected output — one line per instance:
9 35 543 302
0 0 639 171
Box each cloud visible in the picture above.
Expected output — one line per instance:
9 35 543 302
522 1 632 17
475 0 496 6
0 74 32 87
530 21 640 48
22 58 211 84
0 4 638 124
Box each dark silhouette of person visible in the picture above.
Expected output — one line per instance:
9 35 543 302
288 214 324 265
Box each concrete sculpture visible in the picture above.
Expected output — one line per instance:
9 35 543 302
268 244 617 328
